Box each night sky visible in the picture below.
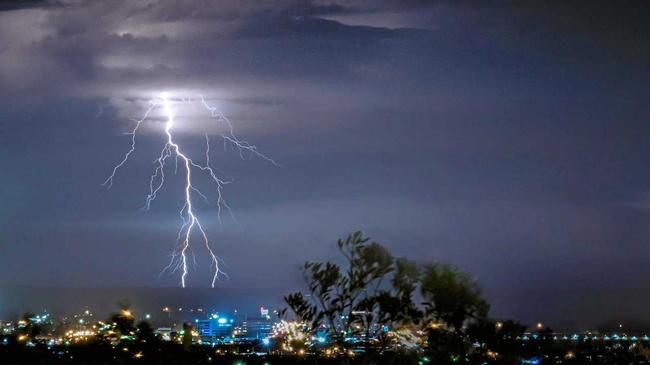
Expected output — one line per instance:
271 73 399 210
1 0 649 329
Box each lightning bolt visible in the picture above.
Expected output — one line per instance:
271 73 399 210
104 93 277 287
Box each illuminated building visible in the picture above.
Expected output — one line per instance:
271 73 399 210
236 307 274 340
195 314 234 342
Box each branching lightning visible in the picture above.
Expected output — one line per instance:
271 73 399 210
104 93 276 288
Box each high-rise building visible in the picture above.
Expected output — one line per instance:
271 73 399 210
195 314 234 343
241 318 273 340
234 306 274 341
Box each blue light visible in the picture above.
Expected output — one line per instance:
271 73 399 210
317 336 326 344
262 338 270 346
521 357 541 365
217 318 227 324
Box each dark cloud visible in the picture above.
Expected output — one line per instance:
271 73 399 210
0 0 47 11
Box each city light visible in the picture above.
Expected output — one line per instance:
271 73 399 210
3 307 650 364
121 310 132 318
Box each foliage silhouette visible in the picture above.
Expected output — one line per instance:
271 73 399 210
284 231 492 363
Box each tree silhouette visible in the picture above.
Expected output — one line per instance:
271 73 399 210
420 263 489 331
108 303 136 337
14 312 48 343
466 318 528 363
182 322 193 351
135 320 156 343
285 231 412 354
285 231 493 361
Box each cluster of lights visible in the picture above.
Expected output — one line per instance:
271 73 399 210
63 328 97 344
383 326 426 350
270 320 309 354
321 346 355 358
15 308 650 363
269 320 380 357
2 322 14 335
